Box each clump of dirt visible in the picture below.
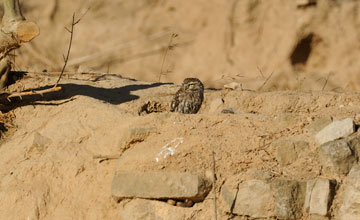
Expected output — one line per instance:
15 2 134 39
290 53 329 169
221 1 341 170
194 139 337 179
0 111 15 139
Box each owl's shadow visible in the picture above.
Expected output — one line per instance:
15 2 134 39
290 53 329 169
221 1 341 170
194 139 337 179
1 81 171 111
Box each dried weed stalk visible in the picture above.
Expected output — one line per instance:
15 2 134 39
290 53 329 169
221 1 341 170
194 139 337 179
55 11 86 87
257 67 274 91
158 33 177 82
212 151 217 220
5 10 88 101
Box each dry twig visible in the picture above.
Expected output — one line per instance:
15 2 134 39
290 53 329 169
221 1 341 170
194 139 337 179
93 154 120 163
212 151 217 220
6 86 61 101
257 71 274 91
158 33 177 82
54 13 79 87
322 72 334 91
54 8 89 87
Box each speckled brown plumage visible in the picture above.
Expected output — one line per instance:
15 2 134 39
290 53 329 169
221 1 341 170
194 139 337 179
170 78 204 114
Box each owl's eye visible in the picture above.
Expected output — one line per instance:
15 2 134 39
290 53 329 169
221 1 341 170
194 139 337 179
188 84 195 89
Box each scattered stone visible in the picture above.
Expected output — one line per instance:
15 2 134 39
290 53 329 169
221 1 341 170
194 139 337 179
319 139 355 174
184 199 194 207
338 165 360 220
221 183 238 212
248 169 273 181
273 113 298 128
175 199 194 208
304 178 336 216
294 140 310 152
306 116 332 133
273 139 298 166
347 135 360 161
112 172 211 202
176 201 185 207
221 108 235 114
224 180 274 218
118 199 192 220
315 117 355 145
167 199 176 206
272 179 306 220
224 82 241 90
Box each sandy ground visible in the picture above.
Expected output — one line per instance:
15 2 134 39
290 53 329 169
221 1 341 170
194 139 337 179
0 71 359 219
1 0 360 219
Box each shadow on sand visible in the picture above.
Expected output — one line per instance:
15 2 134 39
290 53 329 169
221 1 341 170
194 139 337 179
0 81 171 111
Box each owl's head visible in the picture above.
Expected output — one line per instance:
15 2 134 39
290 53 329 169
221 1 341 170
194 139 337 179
182 78 204 91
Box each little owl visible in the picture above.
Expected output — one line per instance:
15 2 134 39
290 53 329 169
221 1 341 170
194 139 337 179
170 78 204 114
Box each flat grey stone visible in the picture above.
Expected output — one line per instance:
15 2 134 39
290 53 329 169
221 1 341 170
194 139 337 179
315 118 355 145
319 139 355 174
306 116 332 133
338 165 360 220
232 180 274 218
304 178 336 216
294 140 310 151
220 184 237 211
272 179 306 220
347 135 360 161
112 172 211 202
248 169 274 181
274 139 298 166
273 113 298 128
224 82 241 90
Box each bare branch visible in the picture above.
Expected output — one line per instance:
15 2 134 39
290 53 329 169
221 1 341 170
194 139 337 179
257 71 274 91
74 7 90 24
64 27 71 33
257 66 265 78
54 13 77 87
158 33 177 82
5 86 62 101
322 72 333 91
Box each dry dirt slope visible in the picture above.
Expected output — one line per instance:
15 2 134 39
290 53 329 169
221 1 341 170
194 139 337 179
0 72 360 219
13 0 360 90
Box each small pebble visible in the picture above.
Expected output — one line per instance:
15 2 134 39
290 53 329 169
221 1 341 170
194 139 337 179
167 199 176 206
221 108 235 114
176 201 185 207
224 82 241 90
184 199 194 207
